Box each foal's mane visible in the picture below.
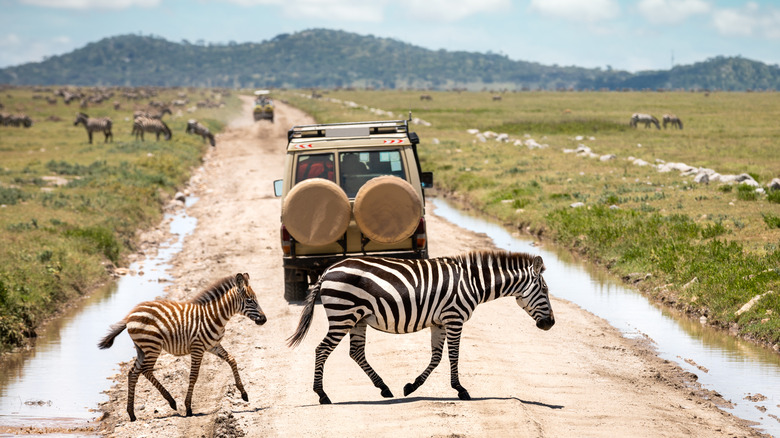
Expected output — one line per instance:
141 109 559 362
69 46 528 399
457 250 536 266
188 275 237 304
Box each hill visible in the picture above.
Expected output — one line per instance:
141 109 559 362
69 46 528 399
0 29 778 91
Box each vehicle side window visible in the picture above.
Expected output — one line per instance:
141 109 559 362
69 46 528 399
295 153 335 184
339 150 405 197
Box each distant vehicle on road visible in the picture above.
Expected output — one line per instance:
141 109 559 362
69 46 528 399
253 90 274 122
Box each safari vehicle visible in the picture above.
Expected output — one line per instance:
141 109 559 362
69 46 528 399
273 119 433 301
253 90 274 122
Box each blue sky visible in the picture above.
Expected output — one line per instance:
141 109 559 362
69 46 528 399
1 0 779 72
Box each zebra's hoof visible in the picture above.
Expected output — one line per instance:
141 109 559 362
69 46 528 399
380 387 394 398
169 400 177 410
241 392 249 402
403 383 417 396
458 390 471 401
128 413 136 422
186 408 193 417
319 395 332 405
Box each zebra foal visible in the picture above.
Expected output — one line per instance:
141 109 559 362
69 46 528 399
98 273 267 421
288 251 555 404
186 119 216 146
74 112 112 143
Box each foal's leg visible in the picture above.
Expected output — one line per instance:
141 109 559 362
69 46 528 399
404 325 445 396
185 344 205 416
349 321 393 398
128 344 177 421
209 343 248 402
445 321 471 400
313 328 349 404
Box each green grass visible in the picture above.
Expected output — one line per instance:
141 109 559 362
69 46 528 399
0 86 242 351
280 89 780 347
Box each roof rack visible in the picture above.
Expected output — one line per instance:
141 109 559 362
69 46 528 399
288 119 408 141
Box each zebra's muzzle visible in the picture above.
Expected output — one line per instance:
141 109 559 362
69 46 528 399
536 317 554 331
253 314 267 325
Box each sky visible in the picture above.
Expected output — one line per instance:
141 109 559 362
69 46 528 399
1 0 779 72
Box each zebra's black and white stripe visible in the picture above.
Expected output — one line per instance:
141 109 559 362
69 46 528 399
74 112 112 143
630 113 660 129
662 113 683 129
186 119 216 146
133 116 172 141
288 250 555 404
97 273 267 421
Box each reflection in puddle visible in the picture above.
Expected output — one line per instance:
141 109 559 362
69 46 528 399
431 198 780 436
0 198 197 433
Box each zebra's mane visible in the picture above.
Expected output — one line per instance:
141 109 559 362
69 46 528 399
454 250 538 269
189 275 238 304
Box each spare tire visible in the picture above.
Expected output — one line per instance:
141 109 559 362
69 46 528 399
282 178 350 246
353 176 422 244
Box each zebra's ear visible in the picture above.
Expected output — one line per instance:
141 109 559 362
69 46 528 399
235 273 245 287
532 256 545 276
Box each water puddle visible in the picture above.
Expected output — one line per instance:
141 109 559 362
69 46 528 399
0 198 198 435
431 198 780 436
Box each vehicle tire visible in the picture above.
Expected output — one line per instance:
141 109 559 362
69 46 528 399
284 268 309 302
353 175 422 244
282 178 350 246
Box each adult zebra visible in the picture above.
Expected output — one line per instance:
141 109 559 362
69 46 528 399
74 112 112 143
133 116 172 141
97 273 267 421
629 113 660 129
662 113 683 129
185 119 216 146
288 250 554 404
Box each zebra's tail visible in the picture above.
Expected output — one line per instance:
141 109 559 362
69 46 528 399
286 277 323 348
97 321 127 350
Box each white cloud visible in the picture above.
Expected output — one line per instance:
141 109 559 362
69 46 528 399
21 0 160 8
400 0 511 22
0 34 77 68
529 0 619 23
637 0 710 25
712 2 780 39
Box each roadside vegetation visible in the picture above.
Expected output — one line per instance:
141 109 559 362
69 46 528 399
281 89 780 349
0 86 241 352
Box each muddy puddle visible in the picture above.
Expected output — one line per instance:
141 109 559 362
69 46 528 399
0 198 197 435
431 198 780 436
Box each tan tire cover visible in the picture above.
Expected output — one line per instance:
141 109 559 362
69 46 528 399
354 175 422 244
282 179 350 246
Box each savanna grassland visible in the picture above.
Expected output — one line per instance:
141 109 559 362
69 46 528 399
0 86 241 351
281 89 780 349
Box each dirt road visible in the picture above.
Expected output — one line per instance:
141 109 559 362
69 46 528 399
97 98 762 437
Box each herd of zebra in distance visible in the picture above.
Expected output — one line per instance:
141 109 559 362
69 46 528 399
0 86 221 146
98 250 555 421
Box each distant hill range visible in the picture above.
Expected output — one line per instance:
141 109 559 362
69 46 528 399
1 29 779 91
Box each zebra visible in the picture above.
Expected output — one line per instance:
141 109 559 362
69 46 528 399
97 273 267 421
629 113 660 129
74 112 112 143
133 116 172 141
287 250 555 404
133 106 171 121
662 113 683 129
185 119 216 146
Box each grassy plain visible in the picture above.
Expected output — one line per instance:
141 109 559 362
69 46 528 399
281 89 780 347
0 86 241 351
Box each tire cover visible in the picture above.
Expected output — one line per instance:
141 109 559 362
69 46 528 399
282 179 350 246
353 175 422 244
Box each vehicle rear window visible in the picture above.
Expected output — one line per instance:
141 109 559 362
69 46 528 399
339 150 405 197
295 153 335 184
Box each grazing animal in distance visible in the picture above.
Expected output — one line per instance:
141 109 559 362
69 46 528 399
97 273 267 421
74 112 112 143
630 113 660 129
288 250 555 404
185 119 216 146
133 116 172 141
4 113 33 128
419 94 433 101
662 114 683 129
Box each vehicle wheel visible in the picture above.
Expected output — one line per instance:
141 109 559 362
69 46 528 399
284 268 309 302
282 179 350 246
353 175 422 244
